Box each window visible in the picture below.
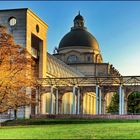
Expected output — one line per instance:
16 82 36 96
67 55 79 63
87 55 91 62
8 17 17 26
31 47 38 58
36 24 39 33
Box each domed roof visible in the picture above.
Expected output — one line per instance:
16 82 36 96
59 28 99 50
58 12 100 51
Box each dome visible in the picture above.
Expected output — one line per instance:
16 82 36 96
58 28 99 50
58 12 100 51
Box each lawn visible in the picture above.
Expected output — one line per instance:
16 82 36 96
0 119 140 139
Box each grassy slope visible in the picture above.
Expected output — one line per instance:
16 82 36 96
0 119 140 139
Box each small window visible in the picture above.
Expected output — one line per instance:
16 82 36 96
87 56 91 62
67 55 79 63
8 17 17 26
36 24 39 33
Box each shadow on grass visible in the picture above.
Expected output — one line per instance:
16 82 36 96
2 118 140 126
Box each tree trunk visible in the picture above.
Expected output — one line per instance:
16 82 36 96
14 109 17 120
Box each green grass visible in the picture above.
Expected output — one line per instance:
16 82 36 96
0 119 140 139
2 118 140 126
0 123 140 139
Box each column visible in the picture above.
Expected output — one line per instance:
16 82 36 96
56 88 58 114
121 88 124 115
119 85 122 115
87 95 89 114
25 87 31 118
99 88 102 114
92 96 94 114
90 96 92 114
58 99 62 114
96 85 99 115
38 87 41 114
50 86 53 114
80 94 84 114
35 88 39 115
72 86 76 114
77 88 80 114
124 98 128 114
102 99 106 115
93 96 96 114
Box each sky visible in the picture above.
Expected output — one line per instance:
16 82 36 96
0 1 140 76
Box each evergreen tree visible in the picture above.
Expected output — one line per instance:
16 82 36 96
107 93 119 114
107 91 140 114
128 92 140 114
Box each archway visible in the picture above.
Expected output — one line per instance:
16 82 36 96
127 91 140 114
83 92 96 114
105 92 118 114
62 92 74 114
41 93 55 114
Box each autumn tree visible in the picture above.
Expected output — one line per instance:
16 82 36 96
0 25 37 118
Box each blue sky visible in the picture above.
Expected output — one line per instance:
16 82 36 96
0 1 140 76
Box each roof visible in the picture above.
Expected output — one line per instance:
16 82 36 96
47 53 84 77
58 28 99 51
0 8 48 27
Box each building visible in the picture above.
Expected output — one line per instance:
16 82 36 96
0 8 139 118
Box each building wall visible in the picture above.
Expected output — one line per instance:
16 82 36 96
69 63 109 76
0 9 27 47
0 9 49 118
26 9 48 78
54 47 103 64
47 53 84 78
0 8 48 78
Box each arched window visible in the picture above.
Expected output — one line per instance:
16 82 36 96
67 55 79 63
96 54 102 63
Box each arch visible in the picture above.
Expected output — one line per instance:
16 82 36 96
105 92 118 114
62 92 74 114
95 54 102 63
83 92 96 114
41 93 55 114
127 91 140 114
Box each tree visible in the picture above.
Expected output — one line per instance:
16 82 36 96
128 92 140 114
107 91 140 114
0 25 37 118
107 93 119 114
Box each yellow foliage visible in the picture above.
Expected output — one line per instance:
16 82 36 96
0 25 37 113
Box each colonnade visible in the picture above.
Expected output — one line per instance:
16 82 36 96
36 84 127 115
96 85 125 115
